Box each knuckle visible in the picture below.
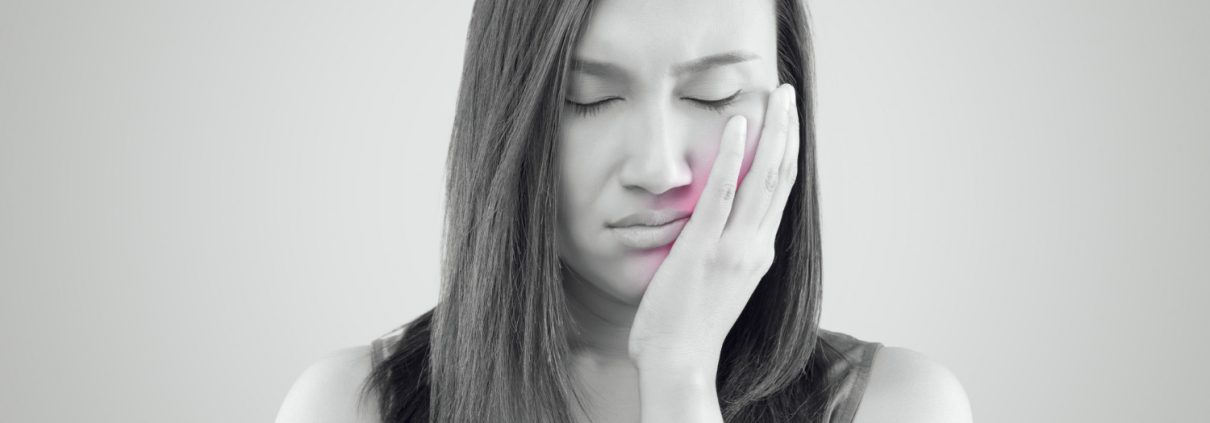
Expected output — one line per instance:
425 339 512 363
763 168 779 193
717 182 737 202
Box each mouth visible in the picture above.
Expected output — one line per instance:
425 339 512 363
608 216 690 250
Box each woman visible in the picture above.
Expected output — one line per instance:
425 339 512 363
277 0 972 422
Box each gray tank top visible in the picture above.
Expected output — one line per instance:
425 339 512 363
816 329 883 423
370 325 882 423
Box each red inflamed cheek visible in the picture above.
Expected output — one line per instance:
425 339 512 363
670 120 760 217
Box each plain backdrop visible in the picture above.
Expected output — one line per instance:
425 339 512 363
1 0 1207 422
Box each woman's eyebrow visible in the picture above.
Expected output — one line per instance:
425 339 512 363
571 50 759 81
670 50 759 77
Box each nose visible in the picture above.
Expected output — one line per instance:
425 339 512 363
617 106 693 196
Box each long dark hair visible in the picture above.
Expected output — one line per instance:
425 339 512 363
362 0 849 421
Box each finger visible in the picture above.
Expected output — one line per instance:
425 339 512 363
682 114 747 243
761 86 800 234
726 83 793 236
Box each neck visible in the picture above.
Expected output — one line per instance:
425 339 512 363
562 266 637 361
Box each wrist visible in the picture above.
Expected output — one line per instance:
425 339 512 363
634 352 720 382
635 356 724 423
631 342 720 370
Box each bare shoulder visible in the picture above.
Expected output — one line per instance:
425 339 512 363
851 346 973 423
275 345 381 423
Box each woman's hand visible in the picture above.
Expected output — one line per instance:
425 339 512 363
627 83 800 372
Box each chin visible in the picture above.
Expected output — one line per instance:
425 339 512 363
560 229 677 306
601 247 672 305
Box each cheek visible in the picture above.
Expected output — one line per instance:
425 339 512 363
557 128 614 242
558 160 593 235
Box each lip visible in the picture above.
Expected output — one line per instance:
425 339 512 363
609 215 691 250
608 209 692 228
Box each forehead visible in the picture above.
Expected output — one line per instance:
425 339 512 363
574 0 777 75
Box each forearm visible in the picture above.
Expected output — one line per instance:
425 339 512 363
636 358 725 423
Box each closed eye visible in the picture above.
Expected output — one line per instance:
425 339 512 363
566 97 621 118
684 89 742 113
565 89 743 118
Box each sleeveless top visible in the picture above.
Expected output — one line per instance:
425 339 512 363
370 324 882 423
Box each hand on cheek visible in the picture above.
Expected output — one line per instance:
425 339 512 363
685 97 770 216
629 83 799 367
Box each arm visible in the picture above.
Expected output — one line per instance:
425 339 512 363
275 346 382 423
852 347 973 423
635 357 725 423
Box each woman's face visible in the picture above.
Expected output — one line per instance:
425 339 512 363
557 0 782 305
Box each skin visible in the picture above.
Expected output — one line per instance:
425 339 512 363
556 0 781 312
274 0 973 422
558 0 785 418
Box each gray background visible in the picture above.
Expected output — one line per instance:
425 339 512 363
1 0 1206 422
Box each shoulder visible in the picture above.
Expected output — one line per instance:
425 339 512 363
275 345 381 423
851 346 973 423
